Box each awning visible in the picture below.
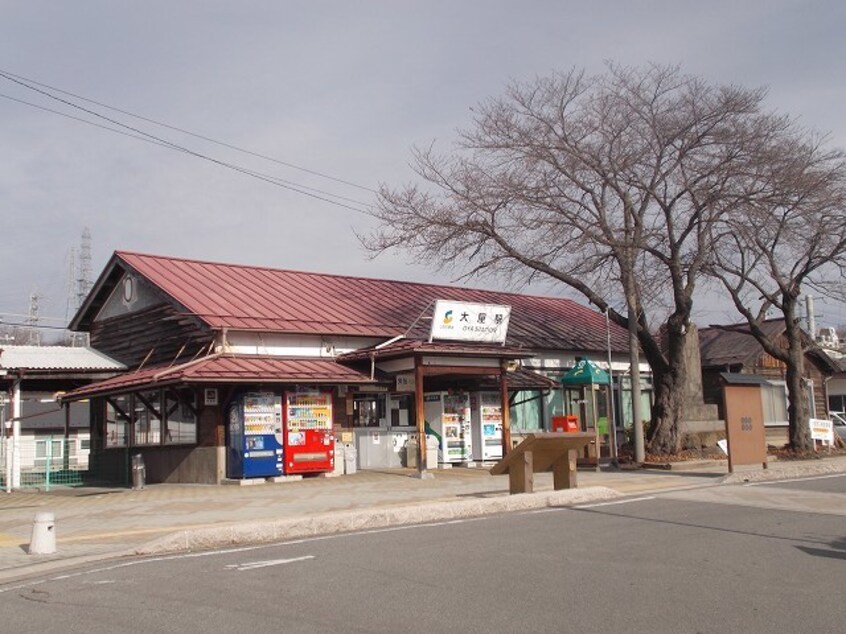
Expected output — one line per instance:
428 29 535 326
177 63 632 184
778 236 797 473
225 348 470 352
62 353 379 401
561 359 611 386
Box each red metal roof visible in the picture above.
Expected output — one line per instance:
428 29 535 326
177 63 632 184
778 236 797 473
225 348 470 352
62 354 376 400
338 339 535 362
107 251 627 353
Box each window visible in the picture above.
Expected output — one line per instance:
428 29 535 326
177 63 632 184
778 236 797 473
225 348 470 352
509 390 543 431
134 390 162 446
164 388 197 444
35 439 63 466
761 381 788 426
388 395 416 427
106 395 130 447
353 396 384 427
105 389 197 449
829 394 846 414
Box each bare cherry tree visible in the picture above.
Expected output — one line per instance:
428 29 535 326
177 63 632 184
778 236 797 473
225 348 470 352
707 131 846 451
365 64 785 455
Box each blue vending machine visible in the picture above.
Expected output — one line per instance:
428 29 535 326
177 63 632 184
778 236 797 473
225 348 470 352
227 392 284 479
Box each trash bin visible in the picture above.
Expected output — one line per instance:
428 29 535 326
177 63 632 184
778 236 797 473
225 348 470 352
332 444 345 476
343 444 357 475
405 437 418 469
131 453 146 490
425 435 439 469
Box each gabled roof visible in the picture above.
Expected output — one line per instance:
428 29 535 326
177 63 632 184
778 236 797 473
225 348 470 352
699 319 840 374
0 345 126 372
698 320 786 368
72 251 628 354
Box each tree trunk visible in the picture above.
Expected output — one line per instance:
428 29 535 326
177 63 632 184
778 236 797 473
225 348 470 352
783 311 812 452
639 317 689 456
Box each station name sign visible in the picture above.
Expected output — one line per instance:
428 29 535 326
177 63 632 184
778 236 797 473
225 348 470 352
429 300 511 344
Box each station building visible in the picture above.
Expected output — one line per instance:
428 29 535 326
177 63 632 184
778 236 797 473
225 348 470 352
64 251 641 484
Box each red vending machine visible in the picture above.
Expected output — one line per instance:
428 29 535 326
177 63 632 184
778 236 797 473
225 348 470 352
283 390 335 474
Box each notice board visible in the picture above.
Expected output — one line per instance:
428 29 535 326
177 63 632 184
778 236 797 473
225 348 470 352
722 382 768 472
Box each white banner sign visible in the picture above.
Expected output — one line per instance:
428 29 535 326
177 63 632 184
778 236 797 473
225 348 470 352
810 418 834 446
429 300 511 344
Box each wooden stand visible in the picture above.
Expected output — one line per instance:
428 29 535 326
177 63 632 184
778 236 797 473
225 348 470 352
489 432 594 494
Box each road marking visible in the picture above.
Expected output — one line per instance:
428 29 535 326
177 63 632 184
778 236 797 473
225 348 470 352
573 496 655 509
226 555 315 572
743 473 846 487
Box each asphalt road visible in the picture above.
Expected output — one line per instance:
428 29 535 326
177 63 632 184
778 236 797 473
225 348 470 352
1 475 844 634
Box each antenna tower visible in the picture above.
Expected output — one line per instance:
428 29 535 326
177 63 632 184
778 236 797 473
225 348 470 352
27 291 41 346
76 227 92 310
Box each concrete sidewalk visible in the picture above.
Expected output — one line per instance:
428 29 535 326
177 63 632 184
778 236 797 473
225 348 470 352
1 456 844 584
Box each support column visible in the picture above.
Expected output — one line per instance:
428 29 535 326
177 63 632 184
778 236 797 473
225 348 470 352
500 364 512 457
12 380 21 489
414 356 432 479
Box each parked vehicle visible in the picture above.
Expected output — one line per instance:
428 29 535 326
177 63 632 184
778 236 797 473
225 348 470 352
830 412 846 440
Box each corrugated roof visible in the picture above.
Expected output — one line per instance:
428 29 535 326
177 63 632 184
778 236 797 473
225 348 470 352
106 251 628 353
0 345 126 372
63 354 376 400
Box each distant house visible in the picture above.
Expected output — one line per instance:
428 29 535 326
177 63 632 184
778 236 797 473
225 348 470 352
0 345 125 488
826 354 846 415
698 320 838 443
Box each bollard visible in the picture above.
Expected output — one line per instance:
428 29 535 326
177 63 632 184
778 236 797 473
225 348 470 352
28 512 56 555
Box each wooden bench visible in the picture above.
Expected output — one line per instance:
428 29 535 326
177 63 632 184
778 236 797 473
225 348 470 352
489 432 594 494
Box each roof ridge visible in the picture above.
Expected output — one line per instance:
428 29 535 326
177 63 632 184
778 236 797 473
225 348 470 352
114 250 585 305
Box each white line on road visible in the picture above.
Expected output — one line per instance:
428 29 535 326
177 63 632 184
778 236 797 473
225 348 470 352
226 555 315 572
573 496 656 509
743 473 846 487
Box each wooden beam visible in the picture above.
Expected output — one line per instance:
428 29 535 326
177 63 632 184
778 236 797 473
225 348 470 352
420 365 500 377
500 364 512 456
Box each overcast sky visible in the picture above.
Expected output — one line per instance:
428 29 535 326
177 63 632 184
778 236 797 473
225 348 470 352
2 1 845 333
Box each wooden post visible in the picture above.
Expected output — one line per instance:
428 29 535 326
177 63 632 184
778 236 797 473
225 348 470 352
414 356 428 477
509 450 533 494
500 364 512 457
591 385 600 472
552 449 578 490
63 402 71 471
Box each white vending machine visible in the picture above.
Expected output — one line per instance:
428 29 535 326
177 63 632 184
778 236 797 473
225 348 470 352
470 392 503 462
424 391 472 464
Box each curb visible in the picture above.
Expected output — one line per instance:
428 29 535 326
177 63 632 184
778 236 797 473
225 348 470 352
719 460 846 485
134 486 622 556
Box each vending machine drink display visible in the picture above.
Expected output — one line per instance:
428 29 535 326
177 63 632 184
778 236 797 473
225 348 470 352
470 392 503 462
284 390 335 474
226 392 284 479
424 391 472 464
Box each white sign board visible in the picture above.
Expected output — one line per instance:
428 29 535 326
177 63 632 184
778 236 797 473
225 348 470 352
429 300 511 344
810 418 834 446
396 373 415 393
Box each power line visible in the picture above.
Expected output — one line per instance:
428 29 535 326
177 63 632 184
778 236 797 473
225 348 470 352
0 71 375 214
0 68 376 194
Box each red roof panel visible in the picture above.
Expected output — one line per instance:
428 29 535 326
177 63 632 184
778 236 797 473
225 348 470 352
113 251 628 353
62 354 376 400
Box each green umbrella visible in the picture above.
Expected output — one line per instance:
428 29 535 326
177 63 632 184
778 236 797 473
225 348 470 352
561 359 610 386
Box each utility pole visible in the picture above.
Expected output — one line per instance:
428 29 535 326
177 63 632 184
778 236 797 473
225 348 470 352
805 294 816 341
